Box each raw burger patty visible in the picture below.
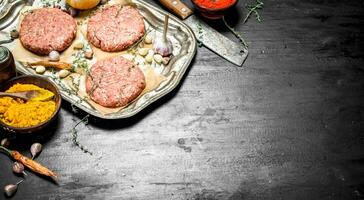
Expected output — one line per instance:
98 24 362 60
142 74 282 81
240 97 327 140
86 56 146 108
87 5 145 52
19 8 77 55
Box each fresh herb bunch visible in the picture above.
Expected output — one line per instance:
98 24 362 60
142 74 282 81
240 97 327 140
244 0 264 23
72 52 89 73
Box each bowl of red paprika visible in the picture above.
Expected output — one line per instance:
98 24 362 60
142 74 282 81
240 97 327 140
191 0 238 19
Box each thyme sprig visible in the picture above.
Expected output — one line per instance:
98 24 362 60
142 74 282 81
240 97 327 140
72 51 89 73
221 0 264 49
71 114 93 155
243 0 264 24
47 71 94 155
222 16 248 48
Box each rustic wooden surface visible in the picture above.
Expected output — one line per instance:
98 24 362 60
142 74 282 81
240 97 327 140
1 0 364 199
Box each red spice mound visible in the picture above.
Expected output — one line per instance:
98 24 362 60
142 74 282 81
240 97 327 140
194 0 236 9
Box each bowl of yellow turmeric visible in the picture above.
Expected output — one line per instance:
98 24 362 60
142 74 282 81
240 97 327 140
0 75 61 134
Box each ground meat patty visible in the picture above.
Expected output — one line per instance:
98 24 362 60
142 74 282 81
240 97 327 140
19 8 77 55
87 5 145 52
86 56 146 108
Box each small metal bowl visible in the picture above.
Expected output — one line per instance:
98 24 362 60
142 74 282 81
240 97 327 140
0 75 61 134
191 0 238 19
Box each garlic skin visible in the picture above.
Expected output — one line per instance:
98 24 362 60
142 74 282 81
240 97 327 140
153 15 173 57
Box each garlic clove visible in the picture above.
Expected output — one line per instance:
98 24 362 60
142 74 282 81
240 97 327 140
49 50 60 62
138 48 149 57
84 51 93 59
30 143 42 159
74 41 84 50
153 54 163 64
144 35 153 44
1 138 10 147
10 30 19 40
12 162 27 176
145 54 153 63
58 70 70 78
4 180 24 197
4 184 17 197
35 66 46 74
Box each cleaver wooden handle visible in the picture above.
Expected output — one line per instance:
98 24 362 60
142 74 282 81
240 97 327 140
158 0 193 19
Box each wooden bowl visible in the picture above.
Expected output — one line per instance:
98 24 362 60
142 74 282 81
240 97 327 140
0 75 61 134
191 0 238 19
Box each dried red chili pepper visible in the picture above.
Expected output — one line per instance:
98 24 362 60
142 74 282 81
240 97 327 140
1 146 57 179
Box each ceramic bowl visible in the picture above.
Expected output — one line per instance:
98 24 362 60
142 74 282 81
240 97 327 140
191 0 238 19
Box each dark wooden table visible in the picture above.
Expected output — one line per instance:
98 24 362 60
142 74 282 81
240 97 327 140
1 0 364 199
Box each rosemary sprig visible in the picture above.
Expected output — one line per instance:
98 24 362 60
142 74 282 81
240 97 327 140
70 114 92 155
222 16 248 48
243 0 264 24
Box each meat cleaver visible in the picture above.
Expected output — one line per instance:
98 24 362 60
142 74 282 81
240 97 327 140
158 0 248 66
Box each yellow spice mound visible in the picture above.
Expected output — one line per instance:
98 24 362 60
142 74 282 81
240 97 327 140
0 84 56 128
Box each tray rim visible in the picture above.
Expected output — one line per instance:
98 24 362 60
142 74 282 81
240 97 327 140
13 0 197 119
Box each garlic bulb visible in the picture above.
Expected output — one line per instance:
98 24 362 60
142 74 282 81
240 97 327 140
153 15 173 57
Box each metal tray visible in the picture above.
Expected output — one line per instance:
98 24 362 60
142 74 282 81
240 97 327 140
0 0 197 119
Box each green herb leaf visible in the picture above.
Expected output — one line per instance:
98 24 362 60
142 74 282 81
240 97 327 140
244 0 264 24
